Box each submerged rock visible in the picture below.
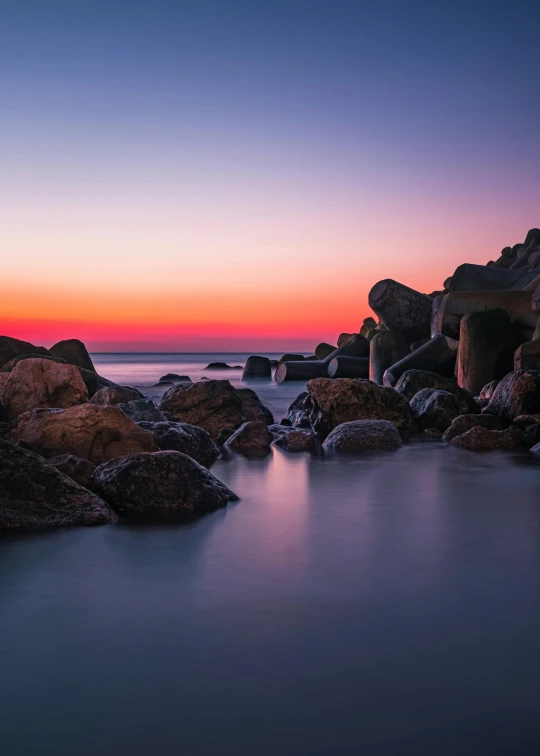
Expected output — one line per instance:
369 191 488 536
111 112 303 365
443 414 510 442
0 439 116 529
306 378 414 437
225 421 274 455
409 388 460 431
204 362 242 370
92 451 238 521
159 380 245 440
483 370 540 419
48 454 97 488
449 425 524 451
8 404 157 464
89 386 142 406
138 420 218 467
322 419 402 452
2 358 88 420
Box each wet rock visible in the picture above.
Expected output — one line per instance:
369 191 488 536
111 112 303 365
159 380 245 441
50 339 96 372
137 420 218 467
92 451 238 521
117 399 167 423
322 419 402 452
8 404 157 464
89 386 143 406
315 343 337 360
48 454 97 488
236 388 274 424
225 421 274 455
306 378 414 437
242 355 272 379
282 392 311 428
0 335 48 369
204 362 242 370
2 358 88 420
273 427 317 451
483 370 540 419
0 439 116 529
443 414 510 442
449 425 524 451
156 374 192 385
394 369 479 413
410 389 460 431
216 427 236 445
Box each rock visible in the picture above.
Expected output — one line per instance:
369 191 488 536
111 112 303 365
315 343 337 360
236 388 274 424
159 380 245 440
48 454 97 487
513 414 540 428
443 414 510 442
0 353 68 373
0 372 10 404
92 451 238 520
242 355 272 379
156 374 192 385
273 428 318 452
479 379 499 402
77 368 116 398
0 335 48 369
225 421 274 455
483 370 540 419
306 378 414 437
524 425 540 448
322 419 402 452
423 428 444 439
2 358 89 420
449 425 524 451
90 386 142 406
514 339 540 371
448 263 539 292
282 392 311 427
49 339 96 372
8 404 157 464
204 362 242 370
117 399 167 423
137 421 218 467
409 389 460 431
0 439 116 529
216 427 236 445
394 369 479 413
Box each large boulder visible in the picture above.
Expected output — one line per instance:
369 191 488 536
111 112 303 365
236 388 274 424
306 378 415 437
483 370 540 419
117 399 168 423
159 380 245 440
443 414 510 442
225 421 274 455
449 425 523 451
137 420 218 467
409 389 460 431
322 419 402 452
2 358 88 420
7 403 157 464
90 386 142 406
48 454 97 488
92 451 238 521
49 339 95 372
394 369 479 413
0 352 67 373
0 335 48 369
242 355 272 379
0 439 116 529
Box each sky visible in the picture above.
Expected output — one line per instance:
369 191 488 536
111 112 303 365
1 0 539 351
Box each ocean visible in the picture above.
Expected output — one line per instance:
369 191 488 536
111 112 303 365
1 353 540 755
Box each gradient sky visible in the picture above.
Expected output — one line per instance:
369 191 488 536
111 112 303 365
2 0 539 351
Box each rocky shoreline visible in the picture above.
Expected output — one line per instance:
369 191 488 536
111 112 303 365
1 228 540 530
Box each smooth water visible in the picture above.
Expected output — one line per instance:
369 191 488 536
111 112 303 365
2 355 540 755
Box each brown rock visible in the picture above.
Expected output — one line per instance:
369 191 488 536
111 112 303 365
483 370 540 419
449 425 524 451
306 378 414 437
513 414 540 428
322 419 402 452
137 420 218 467
90 386 142 406
236 388 274 424
443 414 510 442
479 379 499 402
225 421 273 455
48 454 97 487
274 429 318 452
8 403 157 464
2 358 88 420
0 335 48 369
410 389 460 431
159 380 245 440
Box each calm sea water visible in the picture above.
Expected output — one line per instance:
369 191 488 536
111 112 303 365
1 354 540 755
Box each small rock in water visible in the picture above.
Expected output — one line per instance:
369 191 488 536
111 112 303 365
204 362 242 370
443 413 510 442
138 420 218 468
159 380 245 441
225 421 274 455
449 425 524 451
242 356 272 379
156 374 192 385
274 428 318 452
409 388 460 431
322 419 402 452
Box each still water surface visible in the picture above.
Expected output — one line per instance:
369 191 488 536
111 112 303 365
1 355 539 755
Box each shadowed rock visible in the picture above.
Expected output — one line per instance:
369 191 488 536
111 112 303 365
327 356 369 378
277 353 305 368
449 425 524 451
273 428 318 452
137 420 218 467
368 279 433 342
483 370 540 419
282 392 311 428
90 386 143 406
457 309 517 394
443 414 510 442
479 379 500 402
383 335 458 387
204 362 242 370
394 369 479 414
2 358 88 420
117 399 167 423
0 440 116 529
156 374 192 385
159 380 245 440
8 404 157 464
225 420 274 455
369 330 409 384
236 388 274 424
50 339 96 372
242 355 272 379
410 389 460 431
322 419 402 452
275 360 328 383
0 335 48 369
524 425 540 448
92 451 238 520
48 454 97 488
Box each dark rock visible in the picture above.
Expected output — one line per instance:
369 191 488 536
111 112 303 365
274 428 318 452
423 428 444 439
204 362 242 370
282 392 311 428
449 425 524 451
483 370 540 419
236 387 274 425
0 353 68 373
117 399 167 423
0 439 116 529
322 419 402 452
394 369 479 413
306 378 415 437
277 353 305 368
77 368 116 398
523 424 540 448
8 404 158 464
216 427 236 445
2 358 89 420
156 374 192 385
89 386 143 406
225 421 273 455
137 421 218 467
159 380 245 440
410 389 460 431
242 355 272 379
457 309 516 394
50 339 96 372
92 451 238 521
443 414 510 442
513 414 540 428
368 279 433 342
0 335 48 369
48 454 97 488
479 379 499 402
369 330 409 385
